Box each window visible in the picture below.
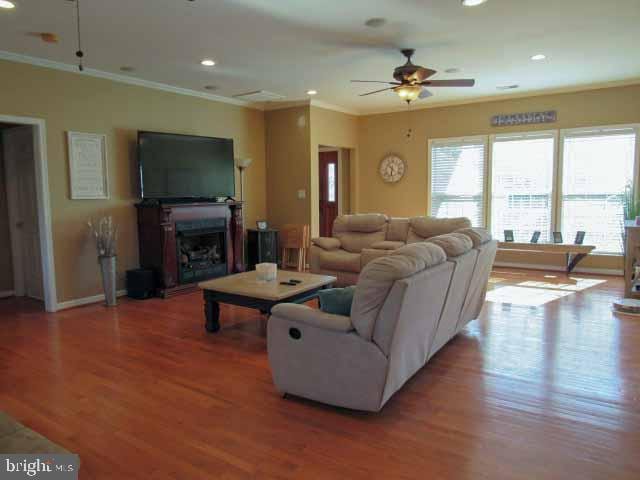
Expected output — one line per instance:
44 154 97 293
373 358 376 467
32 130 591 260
490 132 556 242
560 127 638 253
327 162 336 202
429 137 487 227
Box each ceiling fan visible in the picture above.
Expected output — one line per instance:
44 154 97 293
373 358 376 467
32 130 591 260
351 49 475 103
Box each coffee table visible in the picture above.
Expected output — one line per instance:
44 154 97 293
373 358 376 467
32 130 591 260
198 271 336 332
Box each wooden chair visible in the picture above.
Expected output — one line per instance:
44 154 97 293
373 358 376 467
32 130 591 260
280 224 310 272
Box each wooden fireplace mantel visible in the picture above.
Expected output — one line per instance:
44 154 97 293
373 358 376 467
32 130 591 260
136 200 245 297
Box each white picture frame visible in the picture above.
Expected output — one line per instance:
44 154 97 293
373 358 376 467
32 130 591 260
67 131 109 199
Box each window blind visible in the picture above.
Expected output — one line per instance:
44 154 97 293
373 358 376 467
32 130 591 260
490 132 556 242
561 127 637 254
430 138 486 227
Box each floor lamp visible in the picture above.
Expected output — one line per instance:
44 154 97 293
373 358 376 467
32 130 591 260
236 158 252 266
236 157 252 203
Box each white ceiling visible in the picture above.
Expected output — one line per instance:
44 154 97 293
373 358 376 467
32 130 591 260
1 0 640 114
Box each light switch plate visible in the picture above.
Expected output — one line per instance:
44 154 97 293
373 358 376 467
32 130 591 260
297 189 306 199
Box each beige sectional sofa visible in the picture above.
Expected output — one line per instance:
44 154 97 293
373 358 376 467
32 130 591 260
309 214 473 285
267 215 497 411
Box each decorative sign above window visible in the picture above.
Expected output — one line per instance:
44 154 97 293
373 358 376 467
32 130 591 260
491 110 557 127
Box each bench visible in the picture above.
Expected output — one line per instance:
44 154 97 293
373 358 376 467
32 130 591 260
497 242 596 273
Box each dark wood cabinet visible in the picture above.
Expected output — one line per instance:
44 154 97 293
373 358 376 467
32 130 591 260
246 229 278 270
136 201 244 297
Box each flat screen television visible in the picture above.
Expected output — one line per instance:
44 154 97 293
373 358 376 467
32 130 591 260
138 131 235 199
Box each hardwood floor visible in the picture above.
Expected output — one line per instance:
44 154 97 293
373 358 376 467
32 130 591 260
0 269 638 479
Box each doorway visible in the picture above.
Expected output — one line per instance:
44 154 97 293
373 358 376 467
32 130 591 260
319 150 339 237
0 115 56 312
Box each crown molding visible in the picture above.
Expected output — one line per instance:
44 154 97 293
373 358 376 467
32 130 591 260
0 50 258 110
261 99 359 116
361 78 640 116
2 50 638 118
310 99 359 116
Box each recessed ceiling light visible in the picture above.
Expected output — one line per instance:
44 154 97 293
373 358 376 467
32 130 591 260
531 54 546 61
444 68 460 74
307 90 317 95
364 17 386 28
200 59 216 66
0 1 16 9
497 84 519 90
461 0 487 6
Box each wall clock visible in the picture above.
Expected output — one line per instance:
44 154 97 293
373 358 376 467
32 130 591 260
379 155 406 183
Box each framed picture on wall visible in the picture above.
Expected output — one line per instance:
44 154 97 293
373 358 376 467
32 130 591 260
67 131 109 199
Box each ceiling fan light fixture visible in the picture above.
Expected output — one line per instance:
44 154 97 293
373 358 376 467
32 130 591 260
394 85 421 102
0 1 16 10
461 0 487 6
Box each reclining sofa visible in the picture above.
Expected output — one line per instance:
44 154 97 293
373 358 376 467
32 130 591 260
308 214 472 285
267 214 497 411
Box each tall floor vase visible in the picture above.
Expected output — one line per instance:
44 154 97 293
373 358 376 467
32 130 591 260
99 255 117 306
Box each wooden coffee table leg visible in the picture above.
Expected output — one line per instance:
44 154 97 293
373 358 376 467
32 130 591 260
204 292 221 333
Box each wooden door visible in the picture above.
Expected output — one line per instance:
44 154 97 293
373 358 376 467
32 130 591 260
319 151 339 238
2 126 44 300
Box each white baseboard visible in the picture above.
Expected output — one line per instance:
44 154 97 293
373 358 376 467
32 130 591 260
56 289 127 311
494 261 623 276
0 290 15 299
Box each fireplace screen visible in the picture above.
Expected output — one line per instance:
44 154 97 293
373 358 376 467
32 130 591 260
175 219 227 284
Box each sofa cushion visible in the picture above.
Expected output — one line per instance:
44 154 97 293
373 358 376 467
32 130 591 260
370 240 405 250
455 227 492 247
311 237 341 251
426 233 473 258
318 286 356 316
333 213 388 234
351 242 447 341
361 248 392 268
407 216 471 243
318 249 361 273
333 214 388 253
386 218 410 242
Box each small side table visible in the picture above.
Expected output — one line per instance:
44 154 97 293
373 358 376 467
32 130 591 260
247 229 278 270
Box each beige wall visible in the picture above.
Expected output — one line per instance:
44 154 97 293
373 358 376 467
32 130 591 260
265 105 359 235
310 106 359 236
0 59 267 303
265 106 311 229
0 136 14 292
340 148 351 215
357 84 640 271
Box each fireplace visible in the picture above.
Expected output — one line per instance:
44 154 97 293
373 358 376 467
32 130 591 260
176 219 228 284
136 201 244 297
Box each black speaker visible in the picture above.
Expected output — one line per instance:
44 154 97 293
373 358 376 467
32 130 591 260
126 268 156 299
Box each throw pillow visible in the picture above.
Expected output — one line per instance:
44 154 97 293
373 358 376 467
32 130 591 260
318 286 356 316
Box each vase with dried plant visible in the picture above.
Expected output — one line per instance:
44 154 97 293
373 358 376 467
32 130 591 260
88 216 118 306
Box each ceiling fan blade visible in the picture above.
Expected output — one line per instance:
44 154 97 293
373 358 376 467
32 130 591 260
418 88 433 99
359 87 396 96
409 67 437 83
351 80 401 85
421 79 475 87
